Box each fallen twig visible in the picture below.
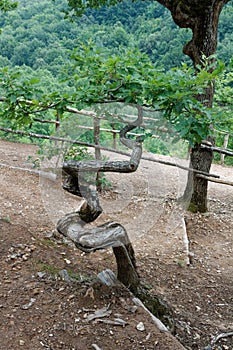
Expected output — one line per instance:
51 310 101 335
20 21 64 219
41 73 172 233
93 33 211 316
96 318 128 327
132 297 168 332
92 344 103 350
181 218 191 265
85 305 112 322
0 163 57 180
211 331 233 344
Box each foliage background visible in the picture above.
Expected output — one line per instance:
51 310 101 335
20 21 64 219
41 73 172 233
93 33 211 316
0 0 232 163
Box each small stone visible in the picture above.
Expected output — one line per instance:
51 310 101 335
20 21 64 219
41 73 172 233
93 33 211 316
19 340 25 346
32 288 41 296
37 272 46 278
59 269 71 283
4 280 12 284
64 258 71 264
136 322 145 331
194 333 201 339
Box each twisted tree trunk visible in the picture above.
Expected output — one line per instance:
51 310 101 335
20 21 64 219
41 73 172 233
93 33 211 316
57 105 144 293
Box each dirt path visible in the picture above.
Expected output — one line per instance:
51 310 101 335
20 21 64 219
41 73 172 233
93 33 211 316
0 140 232 350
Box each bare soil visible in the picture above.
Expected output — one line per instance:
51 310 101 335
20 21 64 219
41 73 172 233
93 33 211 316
0 139 232 350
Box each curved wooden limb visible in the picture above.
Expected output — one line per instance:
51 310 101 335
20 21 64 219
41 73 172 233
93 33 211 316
63 154 142 175
62 104 143 186
120 104 144 149
57 216 139 292
57 104 144 293
62 175 102 222
58 219 130 252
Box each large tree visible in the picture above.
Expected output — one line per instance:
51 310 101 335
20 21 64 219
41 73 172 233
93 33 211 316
63 0 231 212
157 0 231 212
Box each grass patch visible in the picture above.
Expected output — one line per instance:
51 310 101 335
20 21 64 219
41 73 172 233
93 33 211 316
66 269 94 283
39 238 57 247
36 261 61 276
0 216 11 224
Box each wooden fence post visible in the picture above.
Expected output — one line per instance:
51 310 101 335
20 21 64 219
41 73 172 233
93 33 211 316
111 123 117 150
94 117 102 191
56 111 61 132
220 133 229 165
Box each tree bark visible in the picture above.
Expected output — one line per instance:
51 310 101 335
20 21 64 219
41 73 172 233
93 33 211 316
182 143 213 212
113 244 139 293
157 1 230 65
57 216 140 293
157 0 230 212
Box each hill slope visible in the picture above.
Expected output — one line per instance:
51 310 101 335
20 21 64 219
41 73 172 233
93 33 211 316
0 139 232 349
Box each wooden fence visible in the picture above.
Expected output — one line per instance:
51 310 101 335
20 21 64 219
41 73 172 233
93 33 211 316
0 106 233 186
33 106 233 161
0 96 232 159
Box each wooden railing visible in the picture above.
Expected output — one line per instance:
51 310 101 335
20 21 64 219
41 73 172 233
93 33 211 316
0 106 232 187
1 127 233 187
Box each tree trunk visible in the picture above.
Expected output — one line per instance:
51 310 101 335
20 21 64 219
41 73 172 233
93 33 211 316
57 106 144 293
113 244 139 294
182 85 215 212
182 143 213 212
157 0 229 212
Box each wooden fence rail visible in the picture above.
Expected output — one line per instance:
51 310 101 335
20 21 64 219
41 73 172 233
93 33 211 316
0 126 222 179
1 96 231 161
0 97 232 167
1 125 233 186
34 106 233 160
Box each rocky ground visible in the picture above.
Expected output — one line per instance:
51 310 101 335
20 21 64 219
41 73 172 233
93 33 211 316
0 139 232 350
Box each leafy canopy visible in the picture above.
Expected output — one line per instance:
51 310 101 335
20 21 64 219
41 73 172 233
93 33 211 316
55 0 120 17
0 0 17 12
0 45 227 145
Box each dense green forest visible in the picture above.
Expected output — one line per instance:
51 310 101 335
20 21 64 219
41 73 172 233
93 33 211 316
1 0 232 71
0 0 191 71
0 0 232 162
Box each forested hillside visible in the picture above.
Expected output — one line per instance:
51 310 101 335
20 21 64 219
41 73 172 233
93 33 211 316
0 0 232 72
0 0 188 72
0 0 232 161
